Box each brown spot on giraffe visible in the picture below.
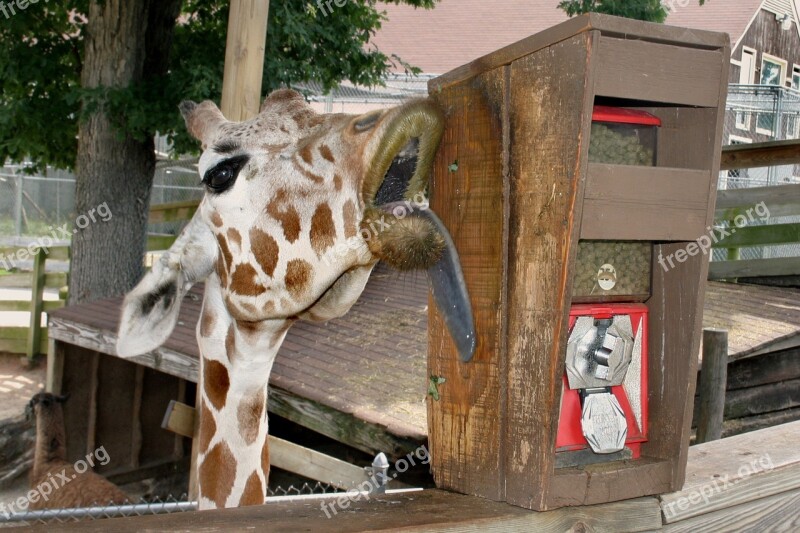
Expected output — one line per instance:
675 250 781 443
226 228 242 250
285 260 312 300
299 144 314 166
266 190 301 243
204 359 230 411
319 144 335 163
249 228 279 278
216 233 233 272
261 438 270 479
210 211 223 227
237 388 264 445
215 253 228 286
230 263 267 296
238 471 264 507
198 399 216 453
333 174 343 191
199 442 236 508
200 307 216 338
298 165 325 184
343 200 357 238
225 325 236 362
310 203 336 256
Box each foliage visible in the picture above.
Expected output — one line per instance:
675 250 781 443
557 0 705 23
0 0 437 170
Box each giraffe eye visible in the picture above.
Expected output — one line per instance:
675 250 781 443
203 155 250 193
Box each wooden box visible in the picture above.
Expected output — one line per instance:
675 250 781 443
426 14 730 510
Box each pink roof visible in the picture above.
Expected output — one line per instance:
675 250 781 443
372 0 765 75
666 0 765 47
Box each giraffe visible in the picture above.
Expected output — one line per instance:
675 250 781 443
116 89 474 510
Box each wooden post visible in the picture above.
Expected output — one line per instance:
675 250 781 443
696 328 728 443
220 0 271 121
26 247 47 361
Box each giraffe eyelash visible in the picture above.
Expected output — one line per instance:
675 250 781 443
202 155 250 193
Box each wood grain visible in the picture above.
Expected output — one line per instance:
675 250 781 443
504 31 598 509
427 61 508 500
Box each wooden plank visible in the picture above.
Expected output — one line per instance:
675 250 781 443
147 200 200 224
721 139 800 170
220 0 270 122
94 355 138 474
26 247 46 358
709 257 800 279
0 300 63 311
0 338 47 354
505 32 597 510
60 345 94 464
696 329 727 443
431 13 728 91
269 435 389 491
268 386 422 461
595 36 723 107
721 408 800 438
162 400 196 438
0 326 47 341
0 245 70 261
723 378 800 420
427 57 509 498
29 489 663 533
726 348 800 390
581 164 709 240
45 338 64 395
85 351 99 459
715 183 800 219
130 365 145 469
0 272 66 288
663 488 800 532
711 223 800 248
146 234 177 251
660 420 800 523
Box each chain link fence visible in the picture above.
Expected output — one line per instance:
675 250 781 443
717 83 800 261
0 482 343 527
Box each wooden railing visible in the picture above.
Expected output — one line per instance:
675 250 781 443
710 139 800 280
0 200 200 359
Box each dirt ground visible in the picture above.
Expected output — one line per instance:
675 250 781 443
0 354 45 421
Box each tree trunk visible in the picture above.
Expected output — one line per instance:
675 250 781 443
70 0 182 305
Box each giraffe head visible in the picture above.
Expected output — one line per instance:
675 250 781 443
117 89 474 361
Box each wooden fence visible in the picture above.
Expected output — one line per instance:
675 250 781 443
0 200 199 359
711 140 800 280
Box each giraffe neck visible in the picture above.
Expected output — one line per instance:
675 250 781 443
195 280 292 509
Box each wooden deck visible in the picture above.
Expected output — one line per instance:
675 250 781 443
25 420 800 532
48 270 800 459
47 264 429 459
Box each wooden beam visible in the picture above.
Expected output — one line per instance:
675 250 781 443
660 420 800 523
721 139 800 170
220 0 270 121
147 200 200 224
26 247 46 359
711 223 800 248
709 257 800 279
696 329 727 443
45 338 64 395
715 183 800 219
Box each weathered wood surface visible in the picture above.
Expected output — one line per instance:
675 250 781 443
660 420 800 524
702 282 800 360
25 422 800 532
696 329 727 443
27 489 663 533
48 264 429 460
720 139 800 171
710 257 800 279
505 32 597 509
715 182 800 219
427 47 509 500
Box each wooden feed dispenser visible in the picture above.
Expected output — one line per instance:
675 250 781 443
426 14 730 510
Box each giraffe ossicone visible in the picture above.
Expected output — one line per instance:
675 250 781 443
116 89 475 509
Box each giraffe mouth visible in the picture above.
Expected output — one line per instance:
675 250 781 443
362 99 443 209
375 138 419 205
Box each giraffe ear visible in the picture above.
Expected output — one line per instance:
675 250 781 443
117 212 217 357
180 100 228 144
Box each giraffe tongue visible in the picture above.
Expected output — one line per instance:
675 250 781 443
380 202 476 363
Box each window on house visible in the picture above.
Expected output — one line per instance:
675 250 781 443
736 49 757 130
760 55 787 86
792 65 800 89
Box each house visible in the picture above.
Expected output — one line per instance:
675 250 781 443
368 0 800 185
